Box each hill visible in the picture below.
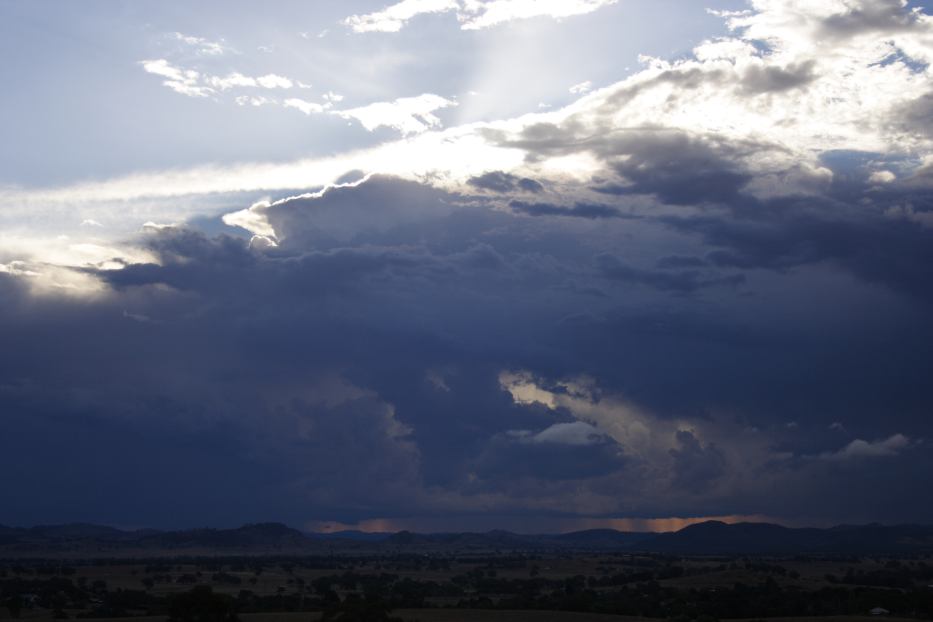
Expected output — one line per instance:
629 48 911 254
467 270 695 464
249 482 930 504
2 520 933 557
642 521 933 554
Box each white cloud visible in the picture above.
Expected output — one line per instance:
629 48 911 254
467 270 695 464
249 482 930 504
235 95 277 107
172 32 229 56
201 71 294 91
0 234 158 298
344 0 460 33
869 170 897 183
285 92 456 134
248 235 278 250
512 421 608 446
256 74 294 89
0 260 107 298
344 0 618 33
143 60 298 98
458 0 619 30
821 434 912 461
120 1 933 202
141 222 179 231
208 72 257 90
0 123 524 218
498 371 668 458
283 98 328 115
222 199 279 238
140 59 185 82
569 80 592 94
19 0 933 239
140 59 213 98
336 93 458 134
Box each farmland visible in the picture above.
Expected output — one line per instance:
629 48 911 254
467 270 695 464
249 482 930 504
2 552 933 621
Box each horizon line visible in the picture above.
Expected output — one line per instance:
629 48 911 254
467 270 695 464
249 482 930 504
6 514 841 535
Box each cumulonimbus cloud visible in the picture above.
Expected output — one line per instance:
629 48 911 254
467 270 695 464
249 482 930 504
4 0 933 528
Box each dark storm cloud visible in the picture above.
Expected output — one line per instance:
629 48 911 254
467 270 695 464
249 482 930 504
105 235 427 296
495 125 758 206
596 253 745 293
487 75 933 306
2 171 933 526
9 54 933 523
668 430 727 492
509 200 628 219
656 255 707 269
665 204 933 303
473 424 627 482
738 440 933 525
468 171 544 194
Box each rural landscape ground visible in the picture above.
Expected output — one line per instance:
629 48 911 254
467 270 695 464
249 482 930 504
2 522 933 622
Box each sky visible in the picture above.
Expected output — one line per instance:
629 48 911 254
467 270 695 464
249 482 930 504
2 0 933 533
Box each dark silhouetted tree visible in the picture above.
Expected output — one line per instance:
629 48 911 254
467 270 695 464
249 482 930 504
4 595 23 619
169 586 238 622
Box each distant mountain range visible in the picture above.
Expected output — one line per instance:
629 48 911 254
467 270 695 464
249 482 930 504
646 521 933 554
2 520 933 557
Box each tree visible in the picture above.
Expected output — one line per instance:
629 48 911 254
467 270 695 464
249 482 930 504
4 595 23 619
169 586 238 622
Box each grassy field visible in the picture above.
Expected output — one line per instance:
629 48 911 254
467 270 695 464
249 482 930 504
5 553 930 621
